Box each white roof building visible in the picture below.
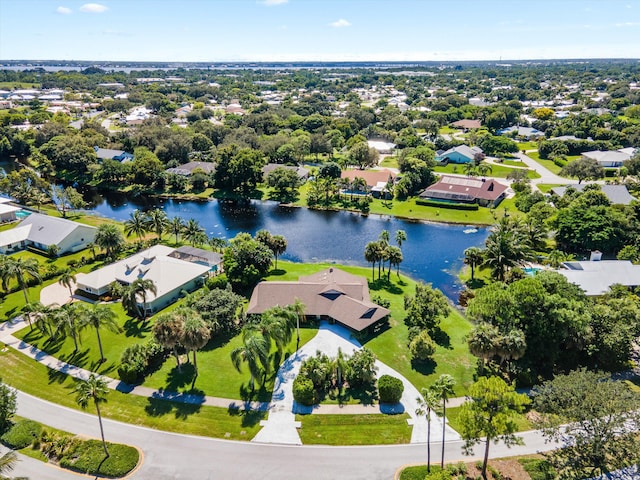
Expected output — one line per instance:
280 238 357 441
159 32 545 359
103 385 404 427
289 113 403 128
76 245 210 314
557 260 640 296
582 148 636 168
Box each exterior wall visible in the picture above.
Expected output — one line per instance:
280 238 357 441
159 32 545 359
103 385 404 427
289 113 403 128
56 225 97 254
0 240 27 254
0 212 17 222
437 151 473 164
76 282 111 297
145 276 205 314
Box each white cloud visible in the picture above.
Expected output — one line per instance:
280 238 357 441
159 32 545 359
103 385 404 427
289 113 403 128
56 6 72 14
329 18 351 28
260 0 288 5
615 21 640 27
80 3 109 13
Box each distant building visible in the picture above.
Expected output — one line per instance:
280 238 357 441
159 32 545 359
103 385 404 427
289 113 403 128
450 119 482 131
261 163 309 181
435 145 483 164
94 146 134 163
581 148 636 168
497 126 543 139
165 161 216 177
558 257 640 296
420 175 507 207
551 184 635 205
367 139 396 154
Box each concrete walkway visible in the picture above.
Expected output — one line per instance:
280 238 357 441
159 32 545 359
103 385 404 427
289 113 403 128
252 322 461 445
1 317 465 446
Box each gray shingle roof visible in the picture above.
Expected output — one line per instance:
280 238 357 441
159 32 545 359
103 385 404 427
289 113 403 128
551 184 635 205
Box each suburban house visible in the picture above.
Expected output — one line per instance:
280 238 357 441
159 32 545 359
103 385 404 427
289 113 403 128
367 139 396 155
450 119 482 131
94 146 134 163
551 184 636 205
419 175 508 207
581 148 636 168
0 213 96 255
435 145 483 164
496 126 543 139
247 267 390 333
261 163 310 181
557 253 640 296
165 161 216 177
168 245 224 274
75 245 210 314
340 169 397 198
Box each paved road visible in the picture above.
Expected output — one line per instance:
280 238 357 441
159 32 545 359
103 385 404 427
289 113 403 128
12 390 559 480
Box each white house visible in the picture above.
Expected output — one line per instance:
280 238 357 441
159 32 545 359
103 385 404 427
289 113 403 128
557 258 640 296
0 213 96 255
76 245 210 314
581 148 636 168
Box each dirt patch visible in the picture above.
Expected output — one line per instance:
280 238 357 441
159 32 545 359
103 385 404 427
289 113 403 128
463 458 532 480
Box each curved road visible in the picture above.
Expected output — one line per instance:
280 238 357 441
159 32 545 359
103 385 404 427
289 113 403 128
11 391 559 480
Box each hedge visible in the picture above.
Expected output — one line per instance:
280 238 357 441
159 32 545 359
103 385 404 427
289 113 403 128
378 375 404 404
59 440 139 478
292 376 316 406
0 420 42 449
416 199 479 210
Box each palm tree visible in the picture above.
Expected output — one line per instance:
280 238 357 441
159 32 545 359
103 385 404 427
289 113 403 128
476 162 493 178
0 255 11 293
433 374 456 469
58 268 77 300
546 249 574 268
124 209 148 241
395 229 407 248
75 374 110 457
21 301 50 333
463 247 484 281
87 242 96 261
270 235 287 269
79 303 121 363
464 162 477 177
145 208 168 241
387 245 403 280
364 241 379 281
121 278 157 320
415 387 441 473
168 216 185 245
260 306 295 357
52 303 82 352
483 217 532 282
0 451 18 478
94 223 125 260
180 314 210 382
6 257 40 305
231 326 270 392
152 311 185 372
208 236 228 253
331 348 350 390
496 328 527 370
182 218 206 247
379 229 390 245
289 298 306 351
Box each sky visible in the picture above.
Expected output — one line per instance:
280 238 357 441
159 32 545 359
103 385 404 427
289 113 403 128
1 0 639 62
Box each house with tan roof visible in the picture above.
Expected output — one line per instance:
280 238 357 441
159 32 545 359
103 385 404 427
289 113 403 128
420 175 508 207
247 268 390 333
340 169 397 198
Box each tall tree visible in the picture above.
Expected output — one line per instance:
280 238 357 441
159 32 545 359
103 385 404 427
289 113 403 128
231 326 270 392
483 216 532 282
463 246 484 281
395 229 407 248
387 245 403 280
0 451 18 479
121 278 157 320
459 376 530 480
364 241 379 281
533 369 640 479
123 209 148 241
0 377 17 433
168 216 185 245
75 374 110 457
152 311 185 372
79 304 121 363
289 298 306 351
467 323 501 376
58 268 76 299
182 218 206 247
94 223 125 260
5 257 40 305
180 314 210 382
433 374 456 469
52 303 82 352
145 208 168 241
269 235 287 270
415 387 441 473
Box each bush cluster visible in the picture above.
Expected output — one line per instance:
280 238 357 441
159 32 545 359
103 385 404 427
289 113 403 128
118 340 166 384
0 419 42 449
377 374 404 404
59 440 139 477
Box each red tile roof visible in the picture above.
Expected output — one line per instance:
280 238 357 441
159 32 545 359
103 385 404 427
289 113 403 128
420 175 507 202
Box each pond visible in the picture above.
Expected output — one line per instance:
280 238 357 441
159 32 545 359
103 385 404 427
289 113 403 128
84 192 489 302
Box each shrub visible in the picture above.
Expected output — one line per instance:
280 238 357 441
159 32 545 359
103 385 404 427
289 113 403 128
292 376 316 406
424 471 450 480
409 330 436 361
415 199 479 210
346 348 377 387
118 340 166 384
59 440 139 477
205 273 229 290
1 419 42 449
378 374 404 404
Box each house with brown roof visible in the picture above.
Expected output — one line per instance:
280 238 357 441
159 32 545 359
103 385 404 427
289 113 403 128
451 119 482 131
247 268 390 333
419 175 508 207
340 169 397 198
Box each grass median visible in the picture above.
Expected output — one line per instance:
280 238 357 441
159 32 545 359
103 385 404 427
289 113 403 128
295 413 411 445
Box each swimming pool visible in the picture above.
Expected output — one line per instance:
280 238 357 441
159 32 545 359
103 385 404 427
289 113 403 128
523 266 541 276
15 210 31 219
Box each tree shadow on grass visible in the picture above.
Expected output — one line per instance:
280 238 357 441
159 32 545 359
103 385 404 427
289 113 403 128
411 358 437 376
465 278 486 289
227 406 266 428
268 268 286 277
368 278 403 295
144 389 204 419
163 363 196 392
431 327 451 349
123 318 151 338
239 383 272 403
201 330 235 352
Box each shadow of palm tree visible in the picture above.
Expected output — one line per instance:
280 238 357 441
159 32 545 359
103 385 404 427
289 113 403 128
123 318 152 338
227 406 267 428
164 363 196 391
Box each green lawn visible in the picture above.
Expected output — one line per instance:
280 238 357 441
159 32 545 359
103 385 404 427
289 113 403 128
0 348 266 440
527 152 580 175
516 141 539 151
379 156 399 169
438 126 458 134
295 413 411 445
269 262 477 396
434 163 541 179
536 183 565 193
446 405 532 433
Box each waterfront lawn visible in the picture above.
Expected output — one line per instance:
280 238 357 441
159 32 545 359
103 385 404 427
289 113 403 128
434 163 541 179
0 348 266 440
295 413 411 445
269 262 477 396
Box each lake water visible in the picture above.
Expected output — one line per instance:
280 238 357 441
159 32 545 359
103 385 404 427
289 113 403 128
85 193 489 301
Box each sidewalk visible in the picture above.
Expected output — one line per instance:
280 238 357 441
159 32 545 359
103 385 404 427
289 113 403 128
1 318 466 445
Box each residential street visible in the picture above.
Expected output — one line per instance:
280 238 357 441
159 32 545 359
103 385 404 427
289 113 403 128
12 390 559 480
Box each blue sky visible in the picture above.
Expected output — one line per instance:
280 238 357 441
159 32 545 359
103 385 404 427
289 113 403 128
1 0 639 62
